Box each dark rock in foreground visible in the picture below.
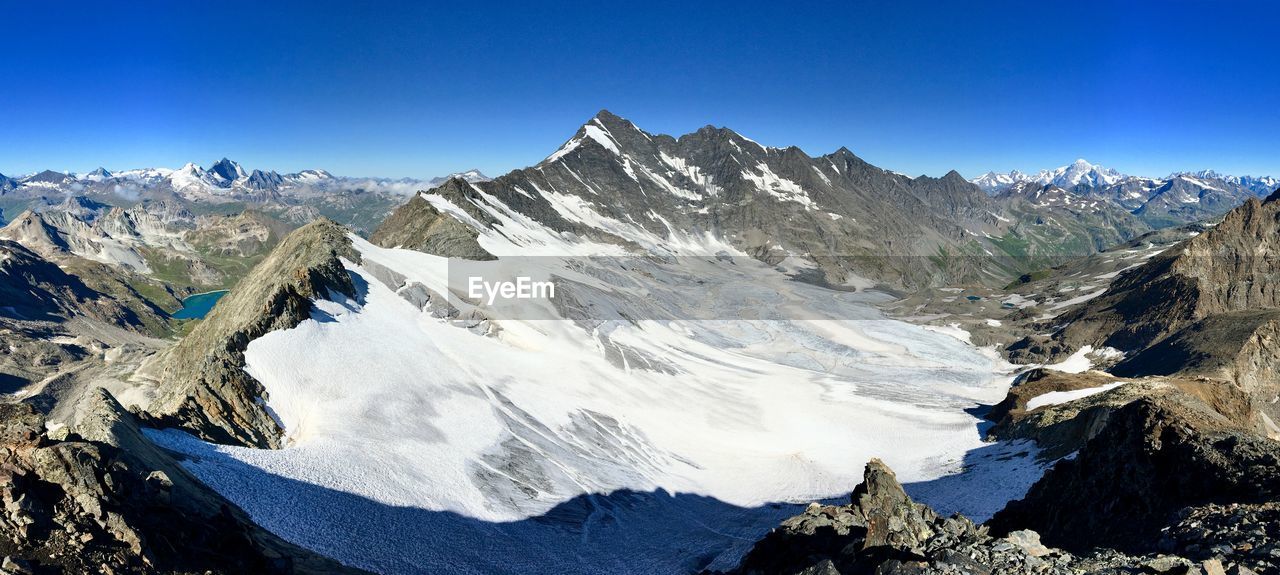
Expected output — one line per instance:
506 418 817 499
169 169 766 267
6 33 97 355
728 450 1275 574
988 394 1280 557
0 392 361 574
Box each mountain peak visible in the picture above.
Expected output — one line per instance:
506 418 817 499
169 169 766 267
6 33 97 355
428 169 490 186
544 111 643 164
592 109 623 123
24 170 70 184
208 158 247 182
245 169 284 191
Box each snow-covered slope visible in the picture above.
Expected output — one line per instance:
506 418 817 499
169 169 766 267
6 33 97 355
147 184 1051 573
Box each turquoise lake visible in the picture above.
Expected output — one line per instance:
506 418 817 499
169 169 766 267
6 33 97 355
172 290 229 320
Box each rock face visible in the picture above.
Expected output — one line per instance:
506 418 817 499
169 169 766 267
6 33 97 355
144 218 360 448
1 201 295 292
995 181 1152 253
1108 310 1280 419
988 394 1280 555
369 186 495 260
726 459 1233 575
0 391 360 574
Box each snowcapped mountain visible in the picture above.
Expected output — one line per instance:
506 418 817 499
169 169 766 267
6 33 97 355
387 110 1046 286
17 110 1270 575
971 170 1030 193
0 158 422 204
973 159 1123 194
428 169 490 186
208 157 249 183
973 160 1272 229
137 112 1146 573
1041 159 1124 189
0 159 420 235
1171 170 1280 197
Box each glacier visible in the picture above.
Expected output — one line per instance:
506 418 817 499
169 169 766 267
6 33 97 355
147 232 1052 574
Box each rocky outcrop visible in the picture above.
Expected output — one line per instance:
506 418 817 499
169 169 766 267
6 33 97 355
988 393 1280 556
1158 502 1280 573
0 392 362 574
986 372 1277 459
726 459 1241 575
730 459 987 575
369 188 495 260
145 218 359 448
1111 310 1280 421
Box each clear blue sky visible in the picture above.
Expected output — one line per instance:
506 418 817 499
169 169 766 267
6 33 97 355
2 1 1277 180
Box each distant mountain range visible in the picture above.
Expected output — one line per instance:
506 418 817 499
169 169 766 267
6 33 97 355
971 159 1123 192
0 160 490 236
0 160 488 203
3 119 1277 291
972 159 1277 196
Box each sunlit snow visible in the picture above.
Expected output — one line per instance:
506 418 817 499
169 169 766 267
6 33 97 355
147 183 1054 573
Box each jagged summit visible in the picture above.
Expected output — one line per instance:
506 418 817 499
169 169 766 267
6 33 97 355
393 110 1024 288
245 168 283 190
82 167 113 180
208 157 247 182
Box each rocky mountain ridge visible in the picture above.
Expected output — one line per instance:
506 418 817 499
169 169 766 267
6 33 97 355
727 455 1264 575
143 218 360 448
373 111 1189 289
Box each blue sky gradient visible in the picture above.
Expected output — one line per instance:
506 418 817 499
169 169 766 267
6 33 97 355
2 1 1277 179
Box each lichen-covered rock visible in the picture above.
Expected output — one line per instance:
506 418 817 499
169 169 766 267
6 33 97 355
848 459 946 553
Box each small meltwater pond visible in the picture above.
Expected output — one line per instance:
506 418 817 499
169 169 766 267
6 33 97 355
172 290 229 320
